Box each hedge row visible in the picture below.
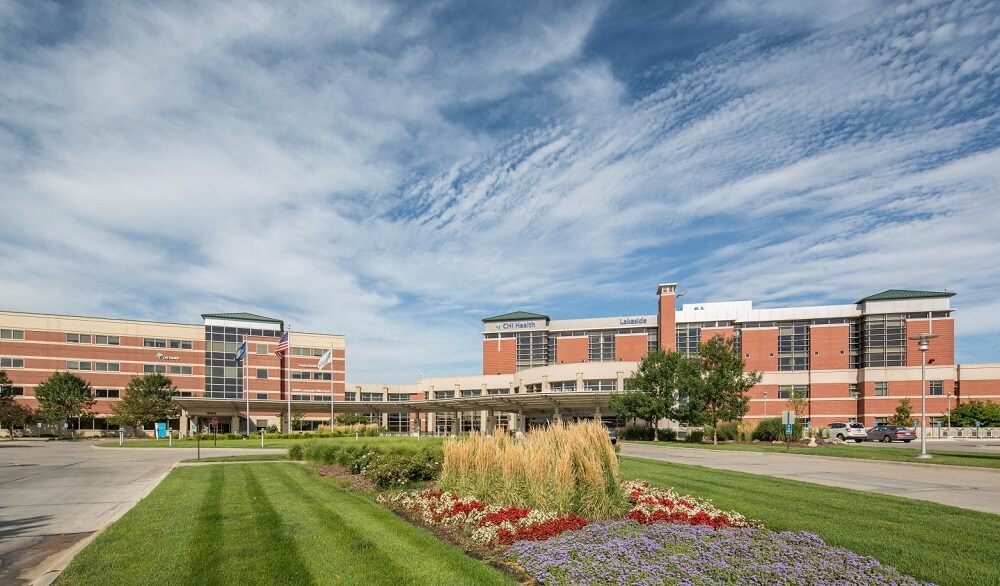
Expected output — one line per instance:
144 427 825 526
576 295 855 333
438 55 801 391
292 442 443 488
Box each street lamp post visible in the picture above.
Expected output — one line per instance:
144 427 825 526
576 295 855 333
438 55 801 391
946 393 952 437
763 391 768 418
908 333 939 459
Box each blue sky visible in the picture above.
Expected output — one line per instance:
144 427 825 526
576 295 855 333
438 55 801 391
1 0 998 383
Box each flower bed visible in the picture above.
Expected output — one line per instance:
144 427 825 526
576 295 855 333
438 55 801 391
507 519 933 585
623 480 759 529
377 489 588 546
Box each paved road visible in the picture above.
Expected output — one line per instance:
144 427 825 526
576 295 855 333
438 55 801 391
0 440 284 585
620 442 1000 515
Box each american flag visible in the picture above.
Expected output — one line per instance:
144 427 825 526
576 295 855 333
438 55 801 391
275 332 289 358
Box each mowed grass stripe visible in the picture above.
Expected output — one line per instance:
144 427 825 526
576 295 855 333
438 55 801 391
56 463 513 586
620 456 1000 586
270 463 509 585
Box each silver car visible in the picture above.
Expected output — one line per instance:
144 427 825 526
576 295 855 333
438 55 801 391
827 422 866 442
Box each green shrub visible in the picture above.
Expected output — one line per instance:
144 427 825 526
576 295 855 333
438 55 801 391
288 443 304 460
619 425 654 441
658 428 677 442
710 422 741 441
299 442 444 488
685 429 705 443
753 417 804 441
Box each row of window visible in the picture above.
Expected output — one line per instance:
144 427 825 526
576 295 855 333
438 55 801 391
142 338 193 349
1 329 25 340
290 371 333 380
144 364 194 375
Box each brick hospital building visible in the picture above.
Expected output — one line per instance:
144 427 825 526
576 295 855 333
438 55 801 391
2 283 999 434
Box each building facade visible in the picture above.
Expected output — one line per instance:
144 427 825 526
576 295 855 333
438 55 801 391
0 310 345 434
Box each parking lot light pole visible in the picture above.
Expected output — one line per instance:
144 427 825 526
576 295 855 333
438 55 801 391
763 391 767 418
908 333 938 459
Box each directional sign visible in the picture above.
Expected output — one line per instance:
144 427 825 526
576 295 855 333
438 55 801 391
781 411 795 425
784 423 793 436
211 417 219 429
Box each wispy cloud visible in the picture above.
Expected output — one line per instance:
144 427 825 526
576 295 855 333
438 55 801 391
1 0 997 381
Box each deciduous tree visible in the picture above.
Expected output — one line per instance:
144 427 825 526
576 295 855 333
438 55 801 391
0 370 36 439
683 335 762 445
110 373 179 433
889 397 914 426
34 371 94 424
622 350 699 440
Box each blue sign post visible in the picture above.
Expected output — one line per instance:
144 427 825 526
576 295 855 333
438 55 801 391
784 423 793 436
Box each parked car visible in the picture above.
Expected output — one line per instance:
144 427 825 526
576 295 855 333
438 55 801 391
606 426 618 445
827 422 867 442
866 425 916 443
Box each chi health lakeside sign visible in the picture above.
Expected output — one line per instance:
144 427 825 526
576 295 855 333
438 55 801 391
495 321 538 331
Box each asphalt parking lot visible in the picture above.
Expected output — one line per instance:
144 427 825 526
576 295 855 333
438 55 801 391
0 440 283 585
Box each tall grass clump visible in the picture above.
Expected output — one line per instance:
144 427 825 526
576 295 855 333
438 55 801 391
439 421 628 520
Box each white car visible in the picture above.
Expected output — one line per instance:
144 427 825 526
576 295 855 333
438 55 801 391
827 422 866 442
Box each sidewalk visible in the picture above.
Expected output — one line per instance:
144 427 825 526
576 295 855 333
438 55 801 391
620 442 1000 515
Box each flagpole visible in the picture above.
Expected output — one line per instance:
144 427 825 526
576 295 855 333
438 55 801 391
286 328 291 434
245 337 250 436
329 342 334 429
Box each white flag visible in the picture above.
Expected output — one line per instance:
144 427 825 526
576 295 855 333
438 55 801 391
316 348 333 369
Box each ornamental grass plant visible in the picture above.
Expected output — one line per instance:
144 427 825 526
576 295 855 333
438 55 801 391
439 421 628 520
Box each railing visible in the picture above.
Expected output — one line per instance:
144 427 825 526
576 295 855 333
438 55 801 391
917 427 999 439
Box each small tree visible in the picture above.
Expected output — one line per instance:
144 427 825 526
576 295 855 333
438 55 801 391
684 335 762 445
34 371 95 426
946 400 1000 427
291 412 304 431
109 373 179 434
0 370 36 439
609 390 663 432
335 413 369 426
889 397 914 426
623 349 699 441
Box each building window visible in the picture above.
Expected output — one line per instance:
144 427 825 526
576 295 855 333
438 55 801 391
675 324 701 356
345 392 356 401
549 381 577 392
95 388 120 398
516 331 548 370
647 328 659 354
388 393 410 402
169 340 193 350
0 357 25 368
461 389 482 397
256 369 268 379
313 348 327 357
778 322 810 371
849 383 859 398
875 382 888 397
290 347 312 357
10 386 25 396
387 413 409 432
777 385 809 399
256 393 268 400
863 315 906 367
291 371 310 380
584 379 616 392
67 360 93 371
848 321 861 369
587 332 615 362
143 338 167 348
255 343 268 355
95 335 120 345
95 362 120 372
929 381 943 396
0 329 25 340
169 365 193 375
435 390 455 399
313 372 332 381
360 392 383 401
487 388 509 395
66 333 92 344
144 364 167 374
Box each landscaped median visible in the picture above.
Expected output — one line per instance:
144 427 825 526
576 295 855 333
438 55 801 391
62 424 1000 585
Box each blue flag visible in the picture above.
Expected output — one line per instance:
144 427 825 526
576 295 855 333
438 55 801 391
234 341 247 366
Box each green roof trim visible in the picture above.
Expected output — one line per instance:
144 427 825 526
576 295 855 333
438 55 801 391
858 289 956 303
482 311 550 323
201 312 283 323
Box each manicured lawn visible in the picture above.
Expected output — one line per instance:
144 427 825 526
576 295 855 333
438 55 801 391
180 454 288 463
56 463 514 586
98 436 445 450
620 456 1000 586
628 440 1000 469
